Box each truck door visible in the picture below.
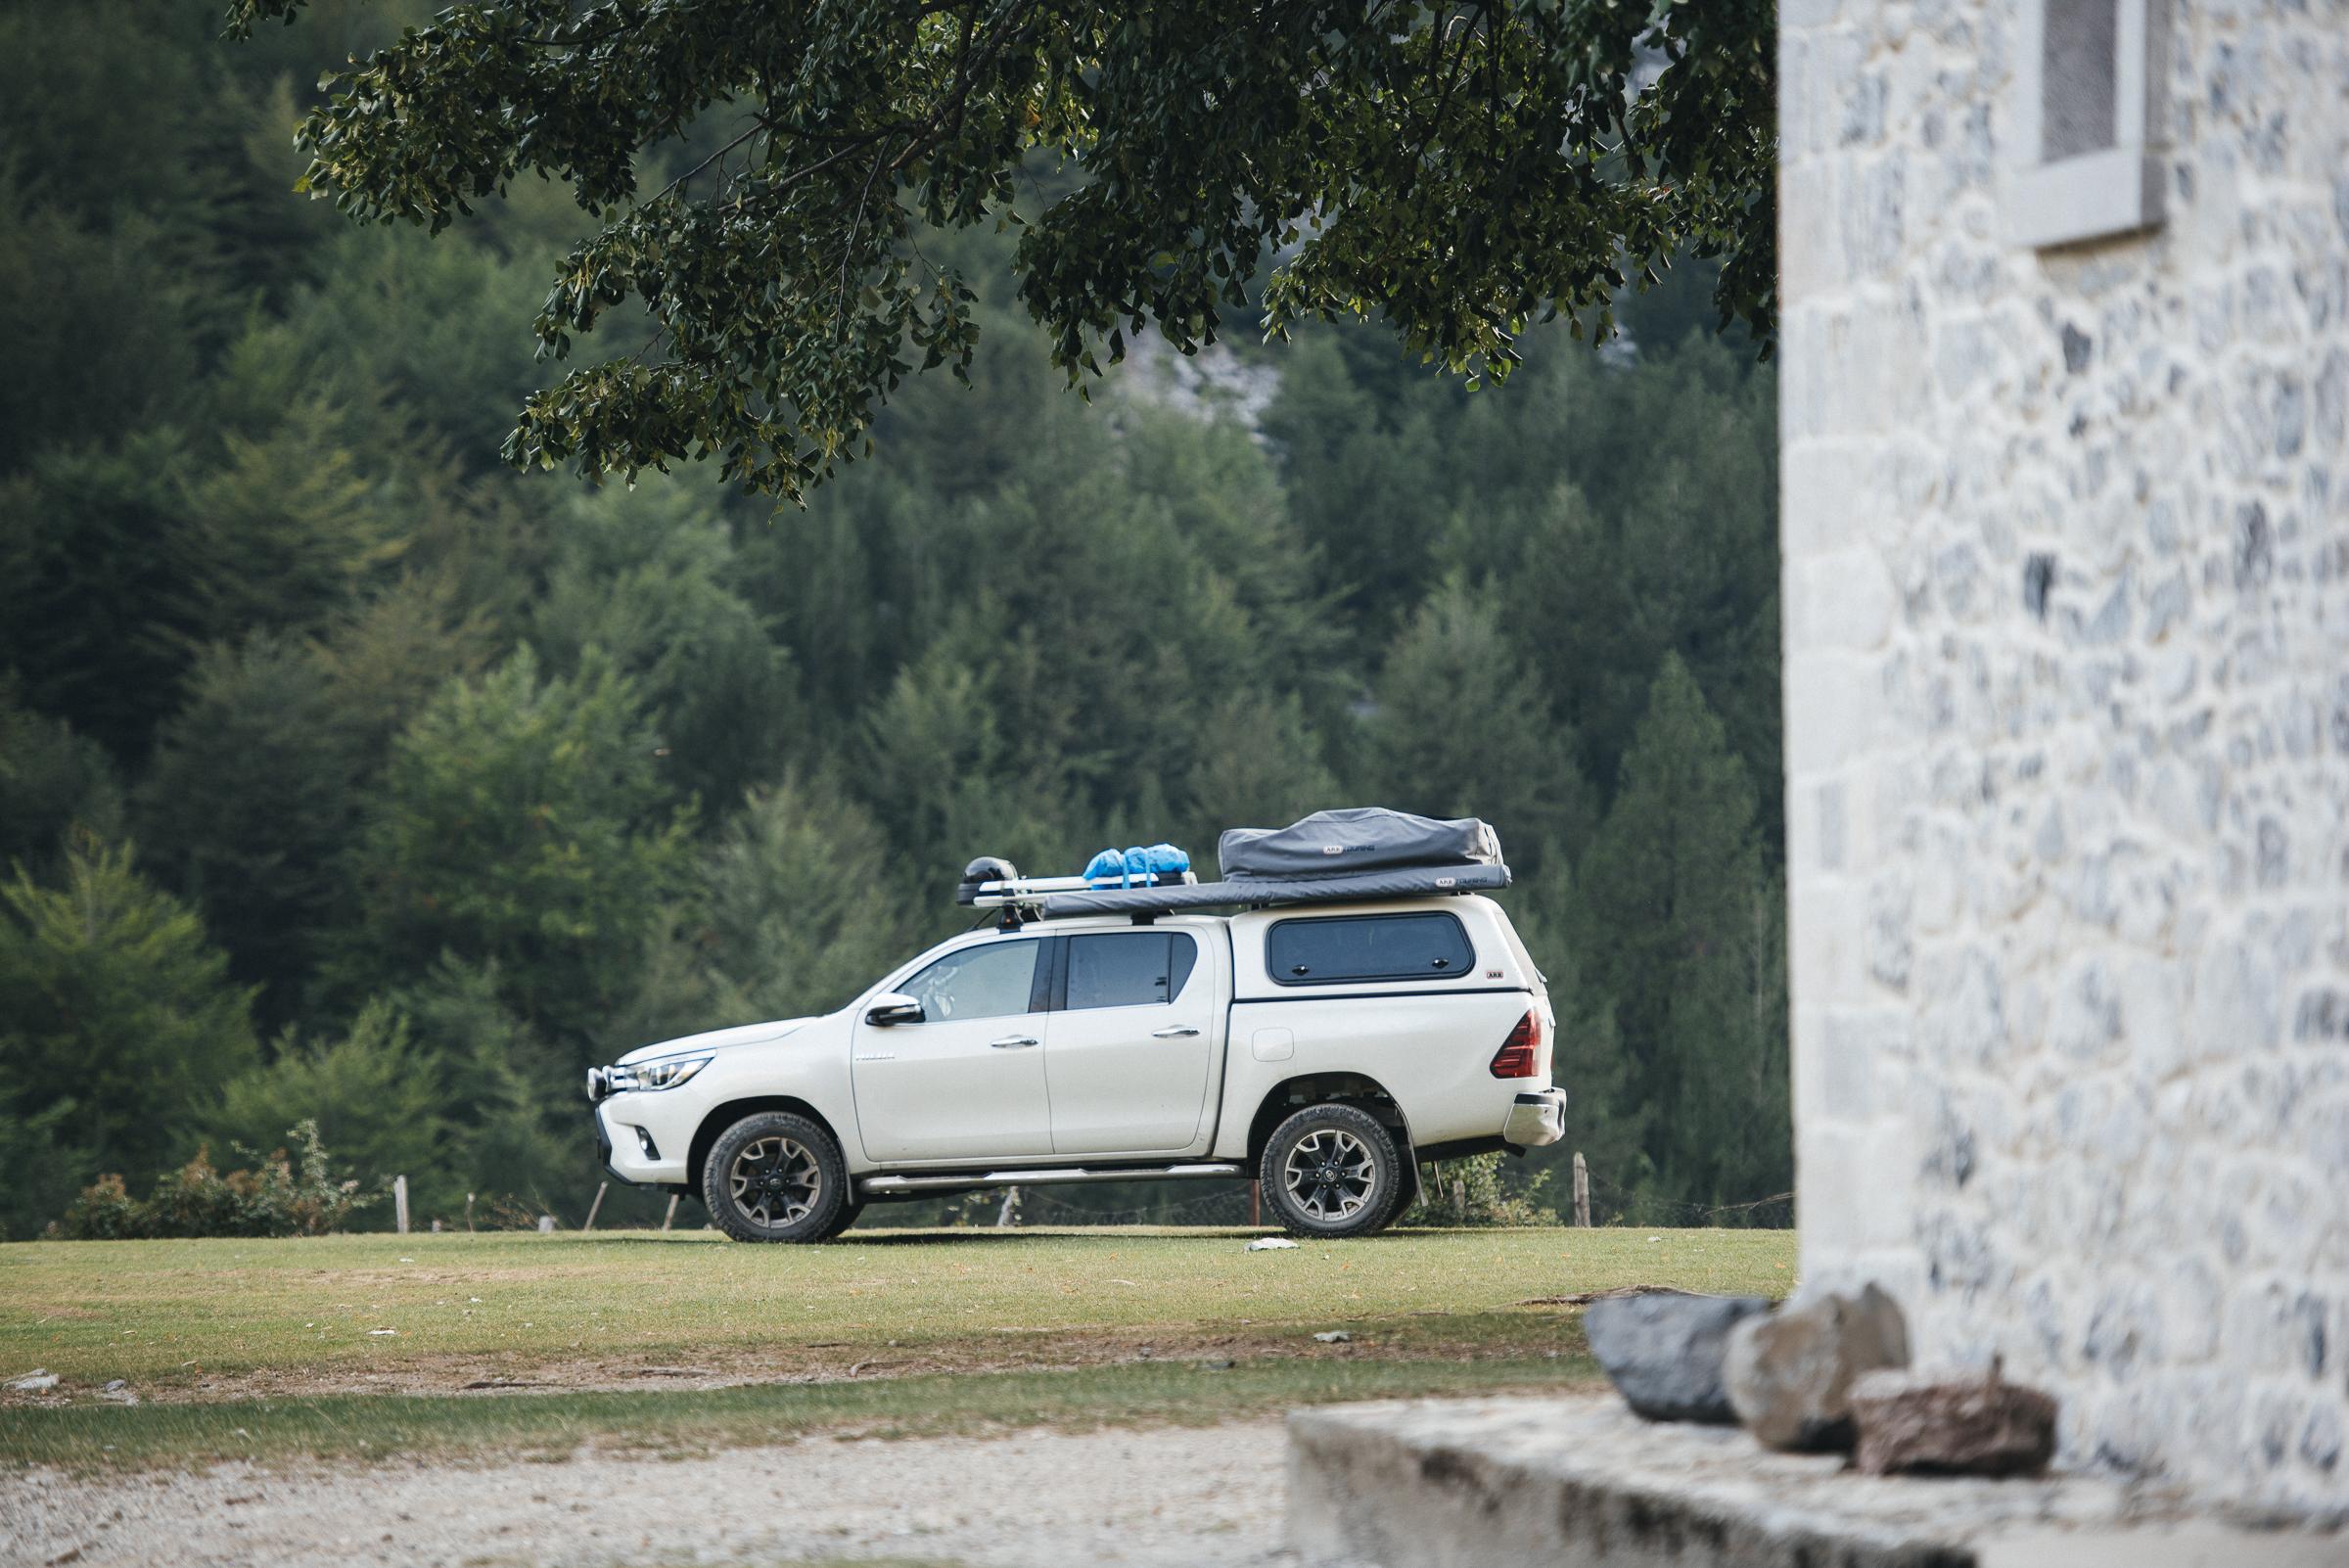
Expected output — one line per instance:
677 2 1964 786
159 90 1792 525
852 936 1054 1162
1044 930 1216 1155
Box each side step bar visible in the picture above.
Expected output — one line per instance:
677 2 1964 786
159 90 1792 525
859 1162 1243 1196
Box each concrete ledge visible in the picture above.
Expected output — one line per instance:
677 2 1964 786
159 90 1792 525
1286 1396 2341 1568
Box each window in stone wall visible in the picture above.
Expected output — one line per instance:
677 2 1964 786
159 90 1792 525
2007 0 2164 248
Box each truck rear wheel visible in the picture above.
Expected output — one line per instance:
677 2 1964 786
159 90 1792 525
703 1111 849 1243
1260 1103 1405 1239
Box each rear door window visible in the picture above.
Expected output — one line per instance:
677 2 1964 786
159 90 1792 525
1266 912 1473 986
1064 932 1199 1009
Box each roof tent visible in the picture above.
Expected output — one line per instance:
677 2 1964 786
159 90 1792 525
1037 807 1508 919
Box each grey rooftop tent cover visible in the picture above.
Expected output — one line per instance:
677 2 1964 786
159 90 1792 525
1041 807 1507 918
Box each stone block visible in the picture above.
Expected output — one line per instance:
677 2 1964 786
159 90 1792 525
1851 1362 2059 1477
1583 1292 1774 1426
1725 1284 1911 1451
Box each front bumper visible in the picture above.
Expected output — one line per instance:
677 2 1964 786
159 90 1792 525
1501 1087 1568 1147
594 1099 692 1188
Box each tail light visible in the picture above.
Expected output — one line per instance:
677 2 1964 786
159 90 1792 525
1491 1011 1543 1078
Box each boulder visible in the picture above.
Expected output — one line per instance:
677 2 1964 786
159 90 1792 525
1724 1283 1910 1451
1851 1360 2057 1477
1584 1290 1773 1423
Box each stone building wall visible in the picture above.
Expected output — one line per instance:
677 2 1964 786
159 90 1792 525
1777 0 2349 1513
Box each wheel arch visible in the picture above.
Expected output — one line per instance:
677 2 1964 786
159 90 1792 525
1244 1072 1418 1175
688 1095 846 1189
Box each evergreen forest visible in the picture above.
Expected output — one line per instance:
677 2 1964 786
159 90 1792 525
0 1 1788 1235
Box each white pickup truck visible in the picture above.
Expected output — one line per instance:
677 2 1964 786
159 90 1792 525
587 809 1566 1240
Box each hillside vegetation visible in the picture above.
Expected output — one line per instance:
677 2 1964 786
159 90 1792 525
0 1 1785 1237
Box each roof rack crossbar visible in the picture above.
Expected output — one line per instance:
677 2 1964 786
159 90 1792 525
966 869 1199 910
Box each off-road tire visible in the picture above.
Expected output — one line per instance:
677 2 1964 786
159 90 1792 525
703 1111 849 1243
1259 1102 1406 1239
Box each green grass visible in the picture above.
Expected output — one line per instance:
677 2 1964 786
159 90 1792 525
1 1224 1792 1385
0 1224 1794 1470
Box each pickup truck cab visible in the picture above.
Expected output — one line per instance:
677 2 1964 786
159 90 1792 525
587 811 1566 1240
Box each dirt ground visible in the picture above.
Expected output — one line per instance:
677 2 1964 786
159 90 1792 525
0 1316 1533 1408
2 1418 1313 1568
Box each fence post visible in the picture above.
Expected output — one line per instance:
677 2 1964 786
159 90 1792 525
1572 1151 1590 1227
393 1175 410 1236
1248 1178 1261 1227
582 1180 608 1232
662 1192 680 1232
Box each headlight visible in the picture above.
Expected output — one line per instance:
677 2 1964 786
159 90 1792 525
593 1055 712 1097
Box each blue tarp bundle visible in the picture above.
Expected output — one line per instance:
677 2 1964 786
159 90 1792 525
1082 842 1191 888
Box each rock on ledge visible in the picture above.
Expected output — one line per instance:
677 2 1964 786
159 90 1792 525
1286 1395 2342 1567
1584 1291 1771 1423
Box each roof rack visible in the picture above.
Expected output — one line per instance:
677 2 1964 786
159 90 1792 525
1038 861 1508 919
953 809 1510 924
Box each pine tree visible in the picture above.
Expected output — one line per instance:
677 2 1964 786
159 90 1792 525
1184 691 1341 857
133 633 363 1024
208 999 456 1222
668 772 924 1028
1575 655 1789 1207
1364 576 1592 876
530 480 801 814
340 646 694 1051
0 836 260 1180
393 957 575 1212
0 680 122 876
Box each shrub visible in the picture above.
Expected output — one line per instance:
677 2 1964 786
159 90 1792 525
50 1119 371 1239
1403 1152 1558 1227
53 1174 143 1239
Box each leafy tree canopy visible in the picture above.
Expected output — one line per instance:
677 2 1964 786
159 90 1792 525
226 0 1773 499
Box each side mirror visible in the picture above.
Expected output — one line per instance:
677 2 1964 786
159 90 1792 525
865 992 923 1027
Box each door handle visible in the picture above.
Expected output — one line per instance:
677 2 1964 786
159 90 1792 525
990 1035 1040 1049
1150 1025 1202 1038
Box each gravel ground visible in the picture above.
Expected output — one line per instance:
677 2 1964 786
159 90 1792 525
2 1420 1304 1568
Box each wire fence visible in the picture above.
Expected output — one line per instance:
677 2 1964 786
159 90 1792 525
944 1168 1796 1230
1584 1175 1795 1229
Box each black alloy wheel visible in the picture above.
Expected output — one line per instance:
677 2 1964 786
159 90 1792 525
702 1111 850 1243
1259 1102 1406 1239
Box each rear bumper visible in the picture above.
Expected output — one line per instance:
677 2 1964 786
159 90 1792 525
1500 1087 1568 1148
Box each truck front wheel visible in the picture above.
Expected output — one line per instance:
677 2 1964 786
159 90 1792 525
1260 1103 1405 1239
702 1111 851 1243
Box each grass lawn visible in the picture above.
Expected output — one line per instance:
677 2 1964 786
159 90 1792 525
0 1224 1793 1469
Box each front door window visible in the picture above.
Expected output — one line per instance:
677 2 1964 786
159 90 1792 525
899 941 1038 1023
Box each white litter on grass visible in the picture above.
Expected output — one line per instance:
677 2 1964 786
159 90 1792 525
1244 1237 1299 1252
368 1328 397 1337
399 1257 414 1264
9 1369 58 1392
1313 1330 1352 1344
